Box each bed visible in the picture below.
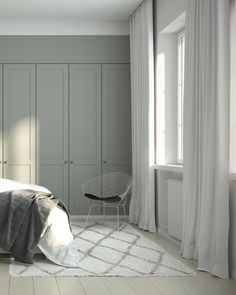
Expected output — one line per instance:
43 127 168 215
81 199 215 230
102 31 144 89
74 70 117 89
0 178 80 267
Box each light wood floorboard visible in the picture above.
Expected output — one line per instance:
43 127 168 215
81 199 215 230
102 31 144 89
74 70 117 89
56 277 85 295
9 277 34 295
0 258 10 295
33 277 60 295
149 277 190 295
125 277 162 295
1 227 236 295
79 277 111 295
172 277 215 295
193 272 236 295
102 277 136 295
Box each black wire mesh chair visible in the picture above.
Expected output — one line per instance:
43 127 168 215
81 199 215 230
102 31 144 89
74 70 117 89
81 172 132 229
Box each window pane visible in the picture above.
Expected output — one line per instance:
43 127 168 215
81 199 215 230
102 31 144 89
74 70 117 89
177 31 185 164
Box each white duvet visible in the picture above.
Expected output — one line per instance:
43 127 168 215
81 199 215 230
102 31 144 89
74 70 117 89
0 178 80 267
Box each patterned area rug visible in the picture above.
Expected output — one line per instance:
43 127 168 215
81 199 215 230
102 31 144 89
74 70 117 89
9 222 195 277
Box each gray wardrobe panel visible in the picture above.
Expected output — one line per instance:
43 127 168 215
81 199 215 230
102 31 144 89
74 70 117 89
102 64 132 175
36 64 69 205
69 64 102 214
3 64 35 183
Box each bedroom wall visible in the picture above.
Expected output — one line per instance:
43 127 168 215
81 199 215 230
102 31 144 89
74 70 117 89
0 35 130 63
156 0 187 33
0 20 129 35
155 0 236 279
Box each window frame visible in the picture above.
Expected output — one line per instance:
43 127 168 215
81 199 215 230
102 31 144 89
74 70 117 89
177 29 185 164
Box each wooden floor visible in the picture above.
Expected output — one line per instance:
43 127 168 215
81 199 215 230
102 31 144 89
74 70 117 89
1 228 236 295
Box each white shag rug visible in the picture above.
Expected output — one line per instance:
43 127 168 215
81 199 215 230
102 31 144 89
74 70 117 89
9 222 195 277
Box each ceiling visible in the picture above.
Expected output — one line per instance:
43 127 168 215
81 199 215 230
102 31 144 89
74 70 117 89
0 0 143 21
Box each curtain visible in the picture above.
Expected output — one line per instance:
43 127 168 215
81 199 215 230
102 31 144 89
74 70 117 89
230 0 236 172
129 0 156 232
181 0 230 279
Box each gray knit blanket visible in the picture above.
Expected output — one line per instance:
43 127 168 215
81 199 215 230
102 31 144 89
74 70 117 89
0 190 67 264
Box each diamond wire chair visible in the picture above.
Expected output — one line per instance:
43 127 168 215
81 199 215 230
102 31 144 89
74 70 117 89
81 172 132 230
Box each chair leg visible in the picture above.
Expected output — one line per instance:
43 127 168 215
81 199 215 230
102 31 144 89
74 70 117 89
123 205 127 221
117 206 120 230
85 202 93 228
103 203 106 223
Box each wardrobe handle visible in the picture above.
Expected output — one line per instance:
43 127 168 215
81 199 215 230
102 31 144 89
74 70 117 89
64 161 68 164
103 161 107 164
70 161 74 164
3 161 7 164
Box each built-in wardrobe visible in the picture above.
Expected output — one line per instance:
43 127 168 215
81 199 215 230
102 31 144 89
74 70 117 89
0 64 36 184
0 62 131 214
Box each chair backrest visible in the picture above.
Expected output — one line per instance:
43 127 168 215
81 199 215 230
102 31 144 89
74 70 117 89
81 172 132 200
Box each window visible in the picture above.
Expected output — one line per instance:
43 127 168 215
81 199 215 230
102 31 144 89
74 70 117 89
177 30 185 164
155 14 186 167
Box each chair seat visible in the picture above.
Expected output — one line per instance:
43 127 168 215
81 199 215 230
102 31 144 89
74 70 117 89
84 193 121 203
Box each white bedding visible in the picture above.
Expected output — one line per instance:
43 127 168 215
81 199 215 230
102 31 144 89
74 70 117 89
0 178 80 267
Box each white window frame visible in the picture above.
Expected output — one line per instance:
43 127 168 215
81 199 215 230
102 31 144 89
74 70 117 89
177 29 185 164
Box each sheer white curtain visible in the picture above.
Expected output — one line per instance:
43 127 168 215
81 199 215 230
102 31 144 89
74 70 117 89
230 0 236 172
181 0 230 279
129 0 156 232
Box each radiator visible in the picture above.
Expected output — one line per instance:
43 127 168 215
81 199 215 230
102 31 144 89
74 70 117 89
167 179 183 241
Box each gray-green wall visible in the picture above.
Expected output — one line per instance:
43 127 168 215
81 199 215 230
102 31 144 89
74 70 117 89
0 36 130 63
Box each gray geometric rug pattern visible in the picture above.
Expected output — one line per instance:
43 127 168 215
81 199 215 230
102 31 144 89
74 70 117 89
9 222 195 277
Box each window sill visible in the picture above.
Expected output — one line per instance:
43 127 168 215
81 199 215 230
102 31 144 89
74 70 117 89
231 173 236 181
154 164 183 173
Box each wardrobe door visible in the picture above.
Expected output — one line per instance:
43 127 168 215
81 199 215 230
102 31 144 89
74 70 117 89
36 64 69 205
102 64 132 175
0 65 2 178
69 64 102 214
3 64 35 183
